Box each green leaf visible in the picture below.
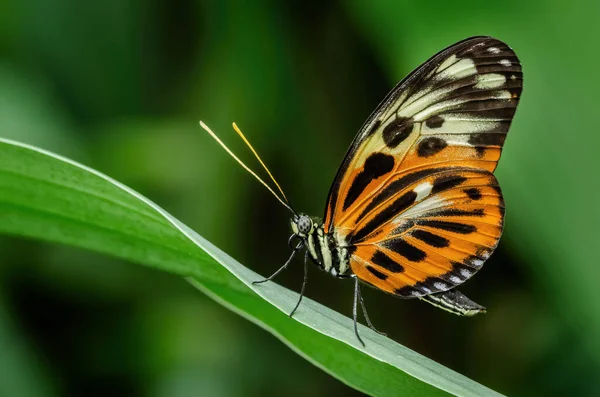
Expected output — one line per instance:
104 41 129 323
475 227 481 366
0 138 502 397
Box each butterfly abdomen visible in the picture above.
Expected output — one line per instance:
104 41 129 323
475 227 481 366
305 223 352 277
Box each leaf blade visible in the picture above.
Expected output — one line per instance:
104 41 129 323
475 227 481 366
0 138 501 397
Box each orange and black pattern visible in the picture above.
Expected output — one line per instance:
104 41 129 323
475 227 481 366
323 36 522 298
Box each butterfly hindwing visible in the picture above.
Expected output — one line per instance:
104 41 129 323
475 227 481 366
349 167 504 297
324 36 521 298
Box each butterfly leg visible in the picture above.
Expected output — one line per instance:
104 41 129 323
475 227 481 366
356 279 386 336
289 251 309 318
352 276 366 347
252 248 300 285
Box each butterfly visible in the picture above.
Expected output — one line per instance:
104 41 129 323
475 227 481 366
201 36 522 346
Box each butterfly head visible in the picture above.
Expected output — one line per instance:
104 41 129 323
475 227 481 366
291 213 314 238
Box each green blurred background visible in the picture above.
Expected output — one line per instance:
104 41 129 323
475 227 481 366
1 1 599 396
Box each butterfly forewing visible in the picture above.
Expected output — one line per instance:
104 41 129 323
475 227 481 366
324 36 521 298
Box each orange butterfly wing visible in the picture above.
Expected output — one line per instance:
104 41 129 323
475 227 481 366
324 37 522 297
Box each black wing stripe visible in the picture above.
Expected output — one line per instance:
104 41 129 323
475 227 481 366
411 230 450 248
383 238 427 262
366 265 388 280
343 153 395 210
416 220 477 234
371 251 405 273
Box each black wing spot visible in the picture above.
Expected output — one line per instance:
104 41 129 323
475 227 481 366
371 251 404 273
382 117 414 148
418 220 477 234
468 133 506 157
343 153 395 210
384 238 426 262
417 137 447 157
366 265 388 280
425 115 444 129
411 230 450 248
464 187 482 200
431 174 467 195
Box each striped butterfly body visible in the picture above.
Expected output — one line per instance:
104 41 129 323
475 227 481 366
202 36 522 345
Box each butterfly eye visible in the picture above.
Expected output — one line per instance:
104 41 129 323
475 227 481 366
296 215 313 235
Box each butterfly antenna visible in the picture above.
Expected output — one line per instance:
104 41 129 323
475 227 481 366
199 121 295 214
232 122 289 203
